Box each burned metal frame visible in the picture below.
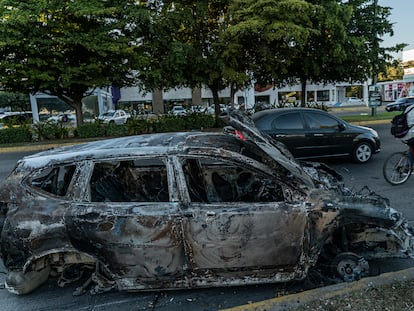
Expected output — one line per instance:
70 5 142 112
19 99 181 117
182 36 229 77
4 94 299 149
0 111 413 295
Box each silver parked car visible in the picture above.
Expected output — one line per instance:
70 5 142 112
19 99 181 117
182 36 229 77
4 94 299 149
0 110 413 295
98 109 131 124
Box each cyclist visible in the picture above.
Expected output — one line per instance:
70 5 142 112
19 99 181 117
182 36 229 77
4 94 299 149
401 104 414 163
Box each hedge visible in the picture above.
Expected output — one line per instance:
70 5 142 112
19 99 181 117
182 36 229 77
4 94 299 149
0 127 32 144
0 113 221 144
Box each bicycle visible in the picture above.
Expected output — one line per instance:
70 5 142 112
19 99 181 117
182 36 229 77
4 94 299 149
382 150 413 185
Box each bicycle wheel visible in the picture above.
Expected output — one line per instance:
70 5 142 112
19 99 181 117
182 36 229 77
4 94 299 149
383 152 412 185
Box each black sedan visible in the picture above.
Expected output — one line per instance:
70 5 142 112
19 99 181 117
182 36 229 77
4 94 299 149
385 97 414 112
252 108 380 163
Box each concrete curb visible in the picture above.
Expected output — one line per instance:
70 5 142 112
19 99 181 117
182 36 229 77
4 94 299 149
220 267 414 311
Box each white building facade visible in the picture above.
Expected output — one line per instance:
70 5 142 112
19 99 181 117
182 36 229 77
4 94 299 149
117 81 369 113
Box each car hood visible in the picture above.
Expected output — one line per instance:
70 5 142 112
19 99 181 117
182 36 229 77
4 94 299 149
348 124 378 136
220 109 314 188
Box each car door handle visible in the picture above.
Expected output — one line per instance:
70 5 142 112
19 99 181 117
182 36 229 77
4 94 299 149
313 133 324 137
275 134 286 138
206 211 216 217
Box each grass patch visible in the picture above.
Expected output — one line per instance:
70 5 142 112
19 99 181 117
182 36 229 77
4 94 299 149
341 111 399 123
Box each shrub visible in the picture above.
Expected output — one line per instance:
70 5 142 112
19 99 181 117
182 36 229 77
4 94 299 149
0 127 32 144
31 121 69 140
184 113 216 130
155 115 187 132
106 123 128 137
306 102 329 111
126 118 155 135
75 122 107 138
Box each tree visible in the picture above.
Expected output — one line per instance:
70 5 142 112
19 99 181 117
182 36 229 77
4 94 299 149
378 59 404 82
338 0 406 83
139 1 250 117
224 0 319 106
225 0 406 106
0 92 30 111
0 1 150 124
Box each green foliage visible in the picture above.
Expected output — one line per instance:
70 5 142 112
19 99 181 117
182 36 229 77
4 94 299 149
139 1 234 114
106 123 129 137
305 102 329 111
75 114 218 139
184 113 216 130
0 0 403 119
0 92 30 111
225 0 404 105
155 115 188 133
75 122 107 138
341 111 399 123
126 118 156 135
31 121 69 140
0 1 151 124
0 127 32 144
378 59 404 82
225 0 318 86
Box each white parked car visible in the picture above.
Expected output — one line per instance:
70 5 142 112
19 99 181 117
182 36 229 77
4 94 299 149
98 109 131 124
342 97 364 106
171 106 187 116
47 113 77 126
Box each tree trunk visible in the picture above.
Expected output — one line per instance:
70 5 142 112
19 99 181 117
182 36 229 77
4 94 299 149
301 78 307 107
229 82 236 108
208 84 221 127
212 88 221 116
191 87 202 107
152 89 164 114
73 101 84 125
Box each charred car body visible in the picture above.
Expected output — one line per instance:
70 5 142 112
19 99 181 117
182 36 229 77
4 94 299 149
0 110 413 295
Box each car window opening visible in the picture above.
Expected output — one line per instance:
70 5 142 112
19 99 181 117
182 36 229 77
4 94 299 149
31 165 76 196
90 159 169 202
183 158 284 203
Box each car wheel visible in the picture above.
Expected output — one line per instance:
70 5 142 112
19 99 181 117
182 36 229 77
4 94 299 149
331 252 369 282
353 142 372 163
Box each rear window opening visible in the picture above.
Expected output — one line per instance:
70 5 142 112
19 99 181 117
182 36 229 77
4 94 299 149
89 159 169 202
30 165 76 196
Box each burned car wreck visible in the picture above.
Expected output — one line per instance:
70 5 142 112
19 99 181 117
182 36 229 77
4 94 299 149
0 110 413 295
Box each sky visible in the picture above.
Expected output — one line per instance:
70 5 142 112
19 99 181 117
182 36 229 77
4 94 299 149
378 0 414 58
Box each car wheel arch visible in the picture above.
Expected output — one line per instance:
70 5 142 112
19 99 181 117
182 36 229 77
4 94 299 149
22 249 97 273
4 250 99 295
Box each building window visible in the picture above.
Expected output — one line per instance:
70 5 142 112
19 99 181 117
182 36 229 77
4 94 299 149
317 90 330 101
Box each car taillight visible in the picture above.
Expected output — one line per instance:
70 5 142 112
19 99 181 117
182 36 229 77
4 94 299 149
235 130 246 141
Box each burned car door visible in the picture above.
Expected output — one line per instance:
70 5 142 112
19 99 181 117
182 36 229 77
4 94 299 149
65 158 186 290
178 156 309 283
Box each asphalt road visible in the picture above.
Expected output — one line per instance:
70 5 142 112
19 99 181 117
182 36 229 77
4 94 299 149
0 121 413 311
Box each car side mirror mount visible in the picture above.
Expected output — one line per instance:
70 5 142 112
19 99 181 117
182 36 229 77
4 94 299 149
338 123 346 131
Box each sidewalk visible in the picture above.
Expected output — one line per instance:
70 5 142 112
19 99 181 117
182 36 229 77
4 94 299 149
221 267 414 311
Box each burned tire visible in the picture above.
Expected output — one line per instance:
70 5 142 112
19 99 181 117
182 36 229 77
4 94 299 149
331 252 369 282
